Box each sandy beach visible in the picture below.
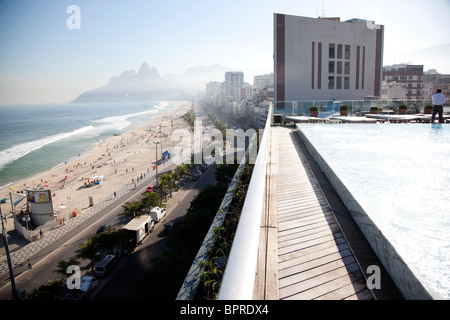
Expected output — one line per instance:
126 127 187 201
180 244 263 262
0 101 191 239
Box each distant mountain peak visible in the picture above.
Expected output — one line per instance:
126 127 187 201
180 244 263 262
138 61 150 74
73 62 178 103
137 61 160 78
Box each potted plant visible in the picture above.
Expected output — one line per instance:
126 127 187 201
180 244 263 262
424 105 433 114
339 105 349 116
309 106 319 117
398 104 408 115
370 106 379 114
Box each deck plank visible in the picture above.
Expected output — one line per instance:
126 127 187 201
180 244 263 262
272 126 373 300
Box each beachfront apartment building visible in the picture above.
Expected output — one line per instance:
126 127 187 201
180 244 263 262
274 14 384 103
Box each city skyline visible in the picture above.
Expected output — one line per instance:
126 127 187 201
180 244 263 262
1 0 449 105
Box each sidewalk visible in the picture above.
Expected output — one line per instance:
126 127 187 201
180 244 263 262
0 161 171 278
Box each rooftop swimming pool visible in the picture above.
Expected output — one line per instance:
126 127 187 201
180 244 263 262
297 123 449 300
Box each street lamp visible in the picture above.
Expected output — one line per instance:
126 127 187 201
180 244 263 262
0 198 18 299
159 124 164 160
153 141 160 186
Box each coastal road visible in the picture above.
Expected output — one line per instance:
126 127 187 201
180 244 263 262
0 160 216 300
89 162 217 300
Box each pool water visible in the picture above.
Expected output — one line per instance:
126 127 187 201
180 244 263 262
298 123 450 300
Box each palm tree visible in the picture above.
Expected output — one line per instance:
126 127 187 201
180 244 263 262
166 172 178 195
141 191 163 211
177 164 190 184
53 257 80 280
120 201 143 219
158 174 170 201
75 237 99 272
95 229 120 254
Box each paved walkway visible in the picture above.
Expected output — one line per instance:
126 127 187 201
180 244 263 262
0 162 170 277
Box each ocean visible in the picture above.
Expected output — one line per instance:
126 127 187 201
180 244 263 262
0 101 180 188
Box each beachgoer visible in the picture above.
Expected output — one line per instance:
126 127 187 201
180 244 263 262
431 89 446 123
39 229 43 238
27 259 32 269
114 191 117 198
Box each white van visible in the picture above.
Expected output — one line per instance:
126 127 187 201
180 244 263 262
95 254 117 277
149 207 166 223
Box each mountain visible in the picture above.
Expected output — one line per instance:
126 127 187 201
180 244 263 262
72 62 266 103
400 43 450 73
72 62 182 103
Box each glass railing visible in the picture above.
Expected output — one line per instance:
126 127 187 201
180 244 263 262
273 99 433 118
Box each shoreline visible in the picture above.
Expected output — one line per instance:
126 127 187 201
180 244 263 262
0 101 191 235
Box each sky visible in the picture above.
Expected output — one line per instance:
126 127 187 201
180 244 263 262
0 0 449 105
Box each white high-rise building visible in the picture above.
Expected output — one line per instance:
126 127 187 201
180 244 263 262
254 74 274 89
205 81 223 100
274 14 384 102
225 71 244 101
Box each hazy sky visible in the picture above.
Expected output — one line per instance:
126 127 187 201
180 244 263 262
1 0 449 104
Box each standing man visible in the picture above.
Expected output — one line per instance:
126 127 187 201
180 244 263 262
431 89 446 123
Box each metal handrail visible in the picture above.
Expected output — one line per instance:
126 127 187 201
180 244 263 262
218 103 273 300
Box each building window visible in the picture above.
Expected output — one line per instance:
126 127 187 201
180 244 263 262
329 44 335 59
337 76 342 89
329 61 335 74
328 76 335 89
344 77 350 89
344 62 350 75
345 45 351 59
337 61 342 74
337 44 343 59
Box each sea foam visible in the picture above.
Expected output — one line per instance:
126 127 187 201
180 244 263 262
0 125 94 169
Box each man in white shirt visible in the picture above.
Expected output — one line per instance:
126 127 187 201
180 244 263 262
431 89 446 123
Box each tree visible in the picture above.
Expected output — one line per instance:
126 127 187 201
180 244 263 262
53 257 80 280
141 191 163 211
95 229 121 254
215 162 239 183
75 237 100 272
182 110 195 127
120 201 143 219
159 173 172 200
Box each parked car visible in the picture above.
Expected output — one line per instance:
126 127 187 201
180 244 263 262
164 221 174 235
145 185 155 193
191 171 202 181
63 276 98 300
95 254 118 277
96 224 111 234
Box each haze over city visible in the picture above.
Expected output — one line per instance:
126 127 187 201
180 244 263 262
0 0 449 105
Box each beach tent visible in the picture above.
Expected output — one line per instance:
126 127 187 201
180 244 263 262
162 150 173 162
90 176 104 185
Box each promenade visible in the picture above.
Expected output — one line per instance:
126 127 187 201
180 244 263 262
0 160 169 288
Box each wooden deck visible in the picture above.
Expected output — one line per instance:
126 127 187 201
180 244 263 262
256 126 374 300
